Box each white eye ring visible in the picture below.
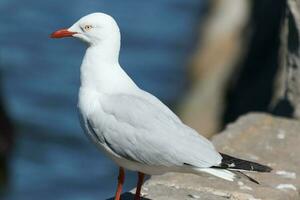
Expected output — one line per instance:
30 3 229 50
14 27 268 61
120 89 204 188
84 25 93 31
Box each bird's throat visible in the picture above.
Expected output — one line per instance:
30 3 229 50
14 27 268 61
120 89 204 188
80 46 137 94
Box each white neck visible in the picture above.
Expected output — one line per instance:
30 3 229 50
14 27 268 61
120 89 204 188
80 38 137 94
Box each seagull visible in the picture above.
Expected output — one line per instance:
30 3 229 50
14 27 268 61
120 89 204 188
50 13 272 200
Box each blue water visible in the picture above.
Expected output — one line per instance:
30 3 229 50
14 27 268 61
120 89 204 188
0 1 207 199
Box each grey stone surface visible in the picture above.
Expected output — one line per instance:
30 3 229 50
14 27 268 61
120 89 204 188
127 113 300 200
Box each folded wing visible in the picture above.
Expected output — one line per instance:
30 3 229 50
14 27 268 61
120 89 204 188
86 92 222 168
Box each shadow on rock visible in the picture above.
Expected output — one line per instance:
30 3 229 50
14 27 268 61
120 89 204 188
106 192 151 200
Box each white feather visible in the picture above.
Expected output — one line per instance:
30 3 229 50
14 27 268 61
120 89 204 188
196 168 236 181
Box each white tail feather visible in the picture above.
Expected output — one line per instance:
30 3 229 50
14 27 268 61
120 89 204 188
196 168 236 181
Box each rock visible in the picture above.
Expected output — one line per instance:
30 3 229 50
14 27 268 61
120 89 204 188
127 113 300 200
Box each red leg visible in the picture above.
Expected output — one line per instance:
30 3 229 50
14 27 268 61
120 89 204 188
134 172 145 200
114 167 125 200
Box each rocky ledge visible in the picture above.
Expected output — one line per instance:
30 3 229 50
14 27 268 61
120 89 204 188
125 113 300 200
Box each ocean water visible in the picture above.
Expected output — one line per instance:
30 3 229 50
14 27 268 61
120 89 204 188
0 1 206 199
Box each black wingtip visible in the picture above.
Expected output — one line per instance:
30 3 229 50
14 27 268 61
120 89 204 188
263 165 273 173
219 153 272 173
237 171 260 184
251 178 260 184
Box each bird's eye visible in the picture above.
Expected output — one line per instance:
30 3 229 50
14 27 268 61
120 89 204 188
84 25 93 31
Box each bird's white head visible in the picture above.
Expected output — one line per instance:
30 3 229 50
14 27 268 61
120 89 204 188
51 13 134 92
51 13 120 47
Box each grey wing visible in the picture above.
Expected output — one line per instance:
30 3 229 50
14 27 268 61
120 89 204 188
87 93 222 168
80 112 123 160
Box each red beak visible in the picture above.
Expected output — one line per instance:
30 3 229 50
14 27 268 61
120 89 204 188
50 29 77 39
